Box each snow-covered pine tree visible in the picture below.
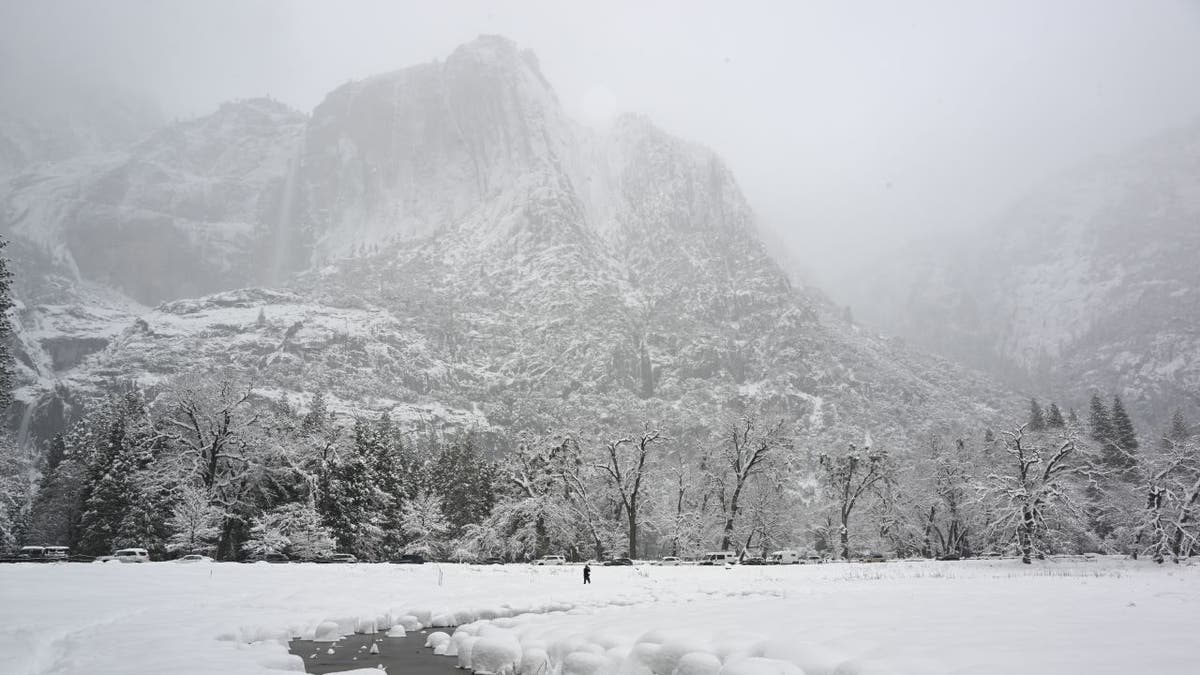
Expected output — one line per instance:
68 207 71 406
1107 396 1139 472
1028 399 1046 431
1046 403 1066 428
1162 410 1191 449
318 417 388 558
428 433 497 539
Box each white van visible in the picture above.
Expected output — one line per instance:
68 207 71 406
699 551 738 565
769 550 801 565
113 548 150 563
534 555 566 566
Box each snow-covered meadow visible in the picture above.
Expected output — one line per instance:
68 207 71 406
2 559 1197 675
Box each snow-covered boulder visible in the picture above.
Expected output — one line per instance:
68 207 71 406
313 621 342 643
472 636 524 675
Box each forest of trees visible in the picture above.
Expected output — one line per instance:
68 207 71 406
2 374 1197 565
0 237 1197 564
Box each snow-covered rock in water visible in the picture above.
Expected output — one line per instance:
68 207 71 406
396 614 423 631
387 625 407 637
426 631 452 651
456 634 480 670
472 636 524 675
314 621 343 643
370 642 380 655
356 617 378 633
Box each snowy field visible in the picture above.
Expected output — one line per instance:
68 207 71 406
2 559 1198 675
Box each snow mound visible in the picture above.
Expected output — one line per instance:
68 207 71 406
563 650 609 675
387 624 408 637
520 646 551 675
427 631 452 651
456 634 480 669
397 614 423 631
314 620 342 642
830 659 900 675
763 641 847 675
721 657 805 675
674 652 723 675
472 636 524 675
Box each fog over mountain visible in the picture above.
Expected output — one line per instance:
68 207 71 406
3 1 1200 286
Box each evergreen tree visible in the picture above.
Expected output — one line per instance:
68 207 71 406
1088 394 1114 447
428 434 497 537
317 417 388 558
1046 403 1065 428
1067 408 1080 427
1110 397 1138 449
27 436 85 546
1162 410 1190 448
1028 399 1046 431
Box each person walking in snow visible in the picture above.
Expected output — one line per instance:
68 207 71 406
583 563 592 584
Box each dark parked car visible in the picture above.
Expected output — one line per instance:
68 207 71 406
245 552 291 563
936 553 961 561
391 553 426 564
860 551 887 563
482 557 505 565
740 557 767 565
603 557 634 566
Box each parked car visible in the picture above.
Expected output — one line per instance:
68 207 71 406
936 553 961 561
246 552 290 563
44 546 71 560
113 548 151 563
391 553 425 564
603 557 634 566
860 551 887 563
768 550 801 565
176 554 214 563
698 551 738 566
804 554 824 564
534 555 566 566
657 556 682 566
740 557 767 565
482 557 506 565
329 553 358 564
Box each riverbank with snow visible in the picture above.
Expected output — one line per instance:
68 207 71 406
2 559 1196 675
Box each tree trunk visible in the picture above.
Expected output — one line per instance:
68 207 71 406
839 511 850 560
627 510 638 558
720 484 744 551
1170 478 1200 561
1019 505 1035 564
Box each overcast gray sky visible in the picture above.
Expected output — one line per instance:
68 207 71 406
4 0 1200 284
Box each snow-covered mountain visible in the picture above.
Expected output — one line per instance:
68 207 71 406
3 36 1020 449
841 120 1200 428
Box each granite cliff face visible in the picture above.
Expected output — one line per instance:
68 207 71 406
4 37 1019 449
841 121 1200 427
